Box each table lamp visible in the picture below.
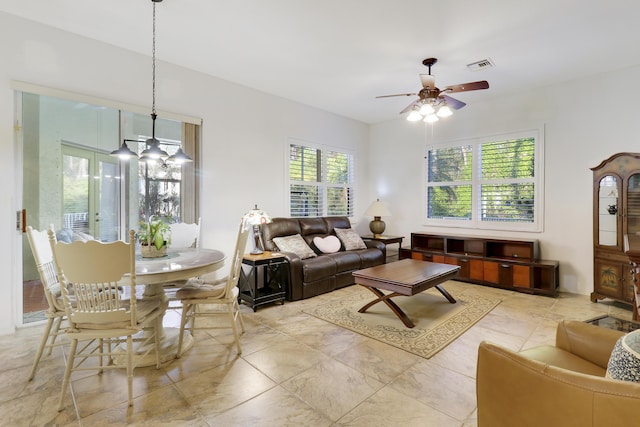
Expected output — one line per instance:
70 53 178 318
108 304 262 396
242 204 272 254
364 198 392 237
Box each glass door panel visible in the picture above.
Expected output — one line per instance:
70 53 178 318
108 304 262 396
598 175 619 247
626 173 640 251
62 146 120 241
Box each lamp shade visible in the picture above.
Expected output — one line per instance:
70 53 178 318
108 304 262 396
242 204 273 229
364 199 392 217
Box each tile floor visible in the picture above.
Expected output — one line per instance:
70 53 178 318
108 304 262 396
0 281 633 426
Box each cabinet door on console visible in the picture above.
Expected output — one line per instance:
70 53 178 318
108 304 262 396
512 265 531 288
469 259 484 281
445 256 470 279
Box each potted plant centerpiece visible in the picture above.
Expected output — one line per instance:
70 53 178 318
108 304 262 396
138 217 171 258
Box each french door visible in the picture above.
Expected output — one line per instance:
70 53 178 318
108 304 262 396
61 145 120 242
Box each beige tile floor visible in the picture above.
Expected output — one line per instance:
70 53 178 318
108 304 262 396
0 281 633 426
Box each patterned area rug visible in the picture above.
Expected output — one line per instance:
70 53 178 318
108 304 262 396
306 282 500 359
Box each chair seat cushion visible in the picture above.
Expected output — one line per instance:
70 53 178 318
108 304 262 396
176 277 228 299
519 345 607 377
73 298 162 330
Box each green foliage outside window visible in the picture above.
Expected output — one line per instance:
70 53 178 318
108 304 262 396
427 136 537 224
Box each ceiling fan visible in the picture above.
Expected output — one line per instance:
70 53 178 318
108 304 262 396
376 58 489 122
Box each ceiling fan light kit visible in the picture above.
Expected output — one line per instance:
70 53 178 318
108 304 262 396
376 57 489 124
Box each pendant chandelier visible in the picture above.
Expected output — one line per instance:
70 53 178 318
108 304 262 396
110 0 192 164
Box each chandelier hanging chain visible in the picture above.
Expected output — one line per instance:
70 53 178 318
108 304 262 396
151 0 157 117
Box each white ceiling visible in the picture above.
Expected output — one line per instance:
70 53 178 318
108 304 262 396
2 0 640 124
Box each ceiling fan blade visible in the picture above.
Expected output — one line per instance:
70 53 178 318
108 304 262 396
420 74 435 89
400 100 419 114
442 95 466 110
375 93 417 98
442 80 489 93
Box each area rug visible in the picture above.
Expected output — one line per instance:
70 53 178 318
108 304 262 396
305 283 501 359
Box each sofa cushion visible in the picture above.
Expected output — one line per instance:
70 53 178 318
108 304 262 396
335 228 367 250
324 216 352 231
273 234 317 259
606 329 640 382
303 256 337 282
326 251 361 272
300 217 328 236
313 236 341 254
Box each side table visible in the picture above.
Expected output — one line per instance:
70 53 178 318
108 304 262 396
361 235 404 261
238 251 287 311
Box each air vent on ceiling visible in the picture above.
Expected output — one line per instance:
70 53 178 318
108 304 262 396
467 58 495 71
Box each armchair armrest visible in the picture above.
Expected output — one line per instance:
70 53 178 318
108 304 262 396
555 320 624 369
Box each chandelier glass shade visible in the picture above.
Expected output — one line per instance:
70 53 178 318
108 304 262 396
110 0 192 165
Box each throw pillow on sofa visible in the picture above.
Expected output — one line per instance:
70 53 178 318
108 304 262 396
313 235 341 254
606 329 640 382
335 228 367 250
273 234 317 259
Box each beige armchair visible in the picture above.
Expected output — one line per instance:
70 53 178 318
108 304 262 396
477 320 640 427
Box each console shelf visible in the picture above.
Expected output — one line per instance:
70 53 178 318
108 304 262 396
399 233 559 296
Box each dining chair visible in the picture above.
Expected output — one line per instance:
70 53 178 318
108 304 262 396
176 222 250 356
169 217 201 249
25 226 68 381
49 229 163 411
164 217 202 304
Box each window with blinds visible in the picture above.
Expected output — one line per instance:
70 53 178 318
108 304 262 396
288 143 354 217
426 130 543 231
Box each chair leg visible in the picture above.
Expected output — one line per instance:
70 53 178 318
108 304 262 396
28 317 55 381
46 316 64 356
127 335 133 407
227 301 242 354
58 338 77 411
176 302 192 358
235 299 246 334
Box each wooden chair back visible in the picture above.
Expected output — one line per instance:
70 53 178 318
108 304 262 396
49 229 137 327
169 218 201 249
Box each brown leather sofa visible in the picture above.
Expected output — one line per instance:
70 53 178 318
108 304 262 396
261 216 385 301
477 320 640 427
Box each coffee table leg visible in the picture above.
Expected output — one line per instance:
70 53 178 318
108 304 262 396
435 285 457 303
358 286 415 328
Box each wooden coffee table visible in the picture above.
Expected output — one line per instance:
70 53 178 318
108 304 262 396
352 259 460 328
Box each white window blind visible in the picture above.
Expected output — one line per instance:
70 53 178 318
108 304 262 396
288 143 355 218
426 129 543 231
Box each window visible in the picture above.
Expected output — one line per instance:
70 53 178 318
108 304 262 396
288 141 355 217
426 129 543 231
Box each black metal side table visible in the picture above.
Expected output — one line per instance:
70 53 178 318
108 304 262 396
238 251 288 311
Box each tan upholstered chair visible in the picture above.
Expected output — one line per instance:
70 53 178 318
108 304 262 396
25 226 68 381
49 229 163 410
477 320 640 427
176 222 249 356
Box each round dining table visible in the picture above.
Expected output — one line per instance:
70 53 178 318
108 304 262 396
114 248 226 366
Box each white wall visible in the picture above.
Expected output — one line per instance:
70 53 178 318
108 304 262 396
370 64 640 296
0 12 369 335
